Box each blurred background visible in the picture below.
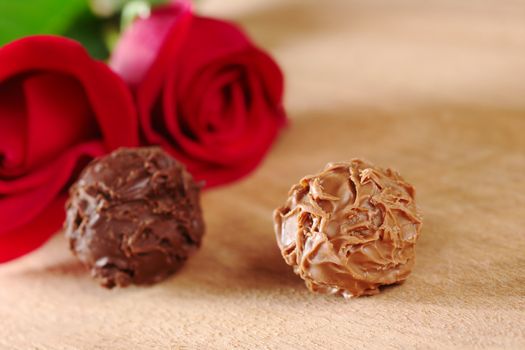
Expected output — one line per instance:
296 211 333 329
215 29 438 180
2 0 524 113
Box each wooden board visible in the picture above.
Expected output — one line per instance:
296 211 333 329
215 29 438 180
1 0 524 348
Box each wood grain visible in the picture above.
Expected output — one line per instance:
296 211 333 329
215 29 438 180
1 0 524 348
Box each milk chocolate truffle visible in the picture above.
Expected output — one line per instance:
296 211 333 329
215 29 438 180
274 159 422 298
64 147 204 288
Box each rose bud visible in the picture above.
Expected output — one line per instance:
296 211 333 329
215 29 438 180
0 36 138 262
110 1 287 187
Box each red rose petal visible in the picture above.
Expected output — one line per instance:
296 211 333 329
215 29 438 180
161 58 271 165
0 35 138 262
0 195 66 263
24 72 98 171
0 36 138 150
0 78 26 175
0 141 104 235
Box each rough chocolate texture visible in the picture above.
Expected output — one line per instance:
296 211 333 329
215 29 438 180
273 159 422 298
64 147 204 288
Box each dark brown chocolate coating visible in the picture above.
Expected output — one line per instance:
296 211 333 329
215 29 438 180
64 147 204 288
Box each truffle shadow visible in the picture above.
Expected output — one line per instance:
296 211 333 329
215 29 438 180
21 258 87 279
164 227 303 298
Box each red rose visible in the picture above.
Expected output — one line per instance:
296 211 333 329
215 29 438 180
0 36 138 262
111 2 286 187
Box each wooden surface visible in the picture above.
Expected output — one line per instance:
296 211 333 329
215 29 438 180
1 0 525 348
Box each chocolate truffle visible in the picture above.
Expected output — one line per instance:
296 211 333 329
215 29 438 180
64 147 204 288
273 159 422 298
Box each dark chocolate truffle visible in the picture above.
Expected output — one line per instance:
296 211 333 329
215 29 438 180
64 147 205 288
273 159 422 298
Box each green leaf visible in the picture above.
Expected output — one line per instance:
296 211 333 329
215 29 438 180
63 10 112 60
0 0 88 46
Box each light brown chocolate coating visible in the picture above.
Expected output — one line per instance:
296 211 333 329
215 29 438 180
273 159 422 298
